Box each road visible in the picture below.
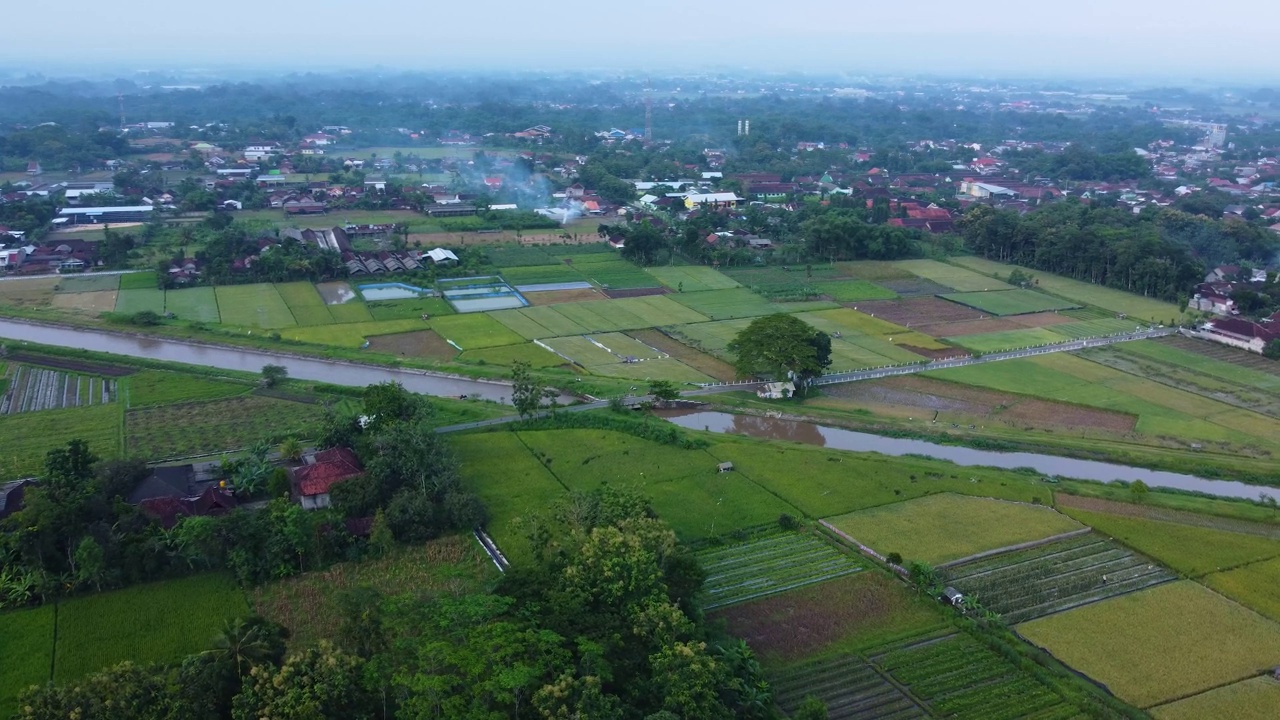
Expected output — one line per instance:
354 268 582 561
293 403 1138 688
435 327 1177 432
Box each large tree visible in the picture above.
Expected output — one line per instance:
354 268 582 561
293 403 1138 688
727 313 832 393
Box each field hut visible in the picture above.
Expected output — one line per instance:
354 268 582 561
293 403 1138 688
942 587 964 607
717 462 734 473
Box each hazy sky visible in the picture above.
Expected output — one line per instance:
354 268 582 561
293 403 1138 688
5 0 1279 81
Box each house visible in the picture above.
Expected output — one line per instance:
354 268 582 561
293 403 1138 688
683 192 741 210
0 479 35 520
717 462 734 473
141 486 238 529
294 447 363 510
426 247 459 264
26 161 42 176
58 205 154 225
1196 317 1280 354
1205 265 1241 283
283 200 327 215
303 133 336 146
565 183 586 198
756 381 795 399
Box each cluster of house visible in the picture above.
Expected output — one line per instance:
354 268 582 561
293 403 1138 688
0 445 371 535
1185 263 1280 354
0 235 100 274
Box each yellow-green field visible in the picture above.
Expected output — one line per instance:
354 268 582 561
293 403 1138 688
1152 676 1280 720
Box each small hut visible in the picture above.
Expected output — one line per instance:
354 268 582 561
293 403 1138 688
717 462 734 473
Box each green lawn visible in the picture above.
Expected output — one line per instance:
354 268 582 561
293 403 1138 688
114 287 167 315
812 279 899 302
164 286 221 323
428 313 526 350
940 289 1079 316
54 574 249 682
826 493 1083 565
214 284 297 328
0 404 122 480
644 265 741 292
125 370 249 408
1062 507 1280 578
1153 677 1280 720
1018 581 1280 708
949 256 1183 322
0 605 54 719
1203 557 1280 623
945 327 1071 352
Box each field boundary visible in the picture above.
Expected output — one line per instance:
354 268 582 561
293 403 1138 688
936 527 1093 570
1056 494 1280 539
1145 672 1280 712
818 520 910 578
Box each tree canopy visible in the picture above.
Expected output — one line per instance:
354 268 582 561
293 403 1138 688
728 313 832 393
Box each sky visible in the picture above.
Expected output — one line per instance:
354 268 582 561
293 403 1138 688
4 0 1279 82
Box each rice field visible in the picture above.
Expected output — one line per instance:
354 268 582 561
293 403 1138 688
944 327 1071 353
1153 676 1280 720
55 274 120 293
695 532 864 609
812 279 899 302
0 403 121 480
214 283 297 328
118 272 158 290
939 289 1079 316
643 265 741 292
892 259 1015 292
276 281 334 326
427 313 526 349
113 287 167 315
669 288 791 320
1018 581 1280 708
163 286 220 323
771 654 927 720
497 263 587 286
1203 556 1280 623
826 494 1085 566
0 605 55 719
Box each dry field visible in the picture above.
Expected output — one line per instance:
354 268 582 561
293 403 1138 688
627 328 739 381
524 288 604 305
854 297 984 326
365 329 458 360
52 290 118 314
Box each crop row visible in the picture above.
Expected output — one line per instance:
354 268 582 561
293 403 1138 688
697 532 862 609
771 653 926 720
943 535 1106 580
1 365 112 414
695 532 816 564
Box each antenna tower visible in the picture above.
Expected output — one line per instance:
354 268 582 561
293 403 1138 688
118 93 126 128
644 79 653 143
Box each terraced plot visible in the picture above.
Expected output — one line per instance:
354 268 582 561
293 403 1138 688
872 633 1080 720
695 532 863 609
940 533 1177 624
772 655 925 720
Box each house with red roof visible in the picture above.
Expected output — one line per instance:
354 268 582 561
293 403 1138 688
293 447 363 510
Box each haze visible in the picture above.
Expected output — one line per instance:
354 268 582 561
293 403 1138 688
4 0 1280 81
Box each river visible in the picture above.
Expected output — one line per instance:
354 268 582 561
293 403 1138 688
658 409 1274 502
0 318 576 404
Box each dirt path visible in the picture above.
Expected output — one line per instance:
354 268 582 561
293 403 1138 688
1055 494 1280 539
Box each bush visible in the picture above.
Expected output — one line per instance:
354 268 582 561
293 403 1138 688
129 310 161 326
885 552 904 565
777 513 799 530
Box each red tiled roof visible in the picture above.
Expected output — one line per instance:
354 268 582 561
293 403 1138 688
296 447 363 496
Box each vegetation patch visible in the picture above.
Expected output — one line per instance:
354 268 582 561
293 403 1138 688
1202 556 1280 623
669 287 788 320
771 653 927 719
326 300 375 323
940 289 1080 316
364 329 458 361
497 263 587 286
574 259 660 289
1017 580 1280 707
941 533 1176 624
453 431 567 563
827 493 1084 565
365 296 454 320
457 342 563 368
253 535 495 648
892 259 1015 292
214 283 297 328
695 532 863 609
126 395 326 459
53 574 249 682
627 329 739 381
0 605 55 719
945 326 1071 352
0 403 121 480
0 277 56 307
812 279 899 302
428 312 525 349
125 369 249 407
643 265 741 292
54 274 120 293
113 287 166 315
1152 677 1280 720
117 272 158 290
51 289 118 314
284 318 428 347
163 286 221 323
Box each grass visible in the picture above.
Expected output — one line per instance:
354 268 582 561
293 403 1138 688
276 282 332 326
453 432 567 564
125 369 249 408
118 272 158 290
54 574 249 682
126 395 327 459
326 301 375 323
497 263 587 286
253 535 495 649
215 284 297 328
113 287 167 315
643 265 741 292
940 289 1079 316
893 259 1015 291
715 570 946 667
0 404 121 480
699 435 1049 519
826 493 1084 565
945 327 1071 352
950 256 1183 322
669 288 788 320
1018 580 1280 708
0 605 54 719
490 306 594 339
457 342 565 368
1062 507 1280 578
428 313 525 350
1152 677 1280 720
163 286 221 323
574 260 661 289
1203 557 1280 623
54 274 120 293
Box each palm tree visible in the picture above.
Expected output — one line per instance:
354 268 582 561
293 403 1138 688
204 616 284 679
278 437 304 462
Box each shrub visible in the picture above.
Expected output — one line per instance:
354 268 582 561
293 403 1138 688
777 513 799 530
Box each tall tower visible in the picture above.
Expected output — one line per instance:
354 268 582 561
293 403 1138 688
644 79 653 143
118 93 126 128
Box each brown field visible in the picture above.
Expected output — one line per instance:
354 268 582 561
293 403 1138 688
1010 312 1075 327
853 296 984 326
0 277 58 307
819 375 1137 433
603 287 668 299
712 571 943 664
628 328 738 381
52 290 118 314
365 329 458 360
1056 495 1280 540
1163 336 1280 376
7 352 137 377
919 317 1026 336
524 288 604 305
